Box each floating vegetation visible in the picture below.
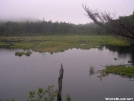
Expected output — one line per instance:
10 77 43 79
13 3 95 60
104 65 134 78
25 51 32 56
95 65 134 80
15 50 32 57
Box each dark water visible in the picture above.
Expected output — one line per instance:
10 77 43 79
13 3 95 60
0 46 134 101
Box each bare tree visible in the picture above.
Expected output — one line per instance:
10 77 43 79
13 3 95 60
83 5 134 43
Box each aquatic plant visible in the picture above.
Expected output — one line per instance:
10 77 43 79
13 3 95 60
15 51 32 57
15 52 25 56
101 69 107 77
25 51 32 56
89 66 95 75
105 65 134 78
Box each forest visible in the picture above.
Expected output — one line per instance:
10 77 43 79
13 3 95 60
0 12 133 37
0 19 109 36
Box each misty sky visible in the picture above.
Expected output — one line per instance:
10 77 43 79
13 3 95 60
0 0 134 24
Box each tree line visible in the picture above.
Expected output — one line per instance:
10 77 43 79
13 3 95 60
0 12 133 37
0 20 108 36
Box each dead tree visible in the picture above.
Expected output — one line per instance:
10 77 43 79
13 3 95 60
83 5 134 43
57 63 64 101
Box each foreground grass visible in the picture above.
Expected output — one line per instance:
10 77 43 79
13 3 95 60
0 35 129 52
0 85 71 101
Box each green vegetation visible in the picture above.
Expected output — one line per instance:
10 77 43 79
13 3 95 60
15 50 32 56
0 42 9 47
27 85 58 101
0 14 131 52
89 66 95 75
0 12 133 37
0 35 129 52
1 85 71 101
0 21 107 36
104 65 134 78
27 85 71 101
66 94 71 101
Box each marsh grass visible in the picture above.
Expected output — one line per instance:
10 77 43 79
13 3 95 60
15 50 32 57
0 35 129 52
0 42 9 47
89 66 95 75
105 65 134 78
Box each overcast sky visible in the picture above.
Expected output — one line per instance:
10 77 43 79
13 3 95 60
0 0 134 24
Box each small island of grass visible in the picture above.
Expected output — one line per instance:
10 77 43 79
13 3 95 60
104 65 134 78
15 50 32 57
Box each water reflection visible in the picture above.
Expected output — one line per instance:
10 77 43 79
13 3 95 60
105 45 134 64
0 46 134 101
57 64 64 101
97 46 103 51
95 70 108 81
97 75 102 81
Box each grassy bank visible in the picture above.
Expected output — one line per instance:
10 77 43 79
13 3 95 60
0 35 129 52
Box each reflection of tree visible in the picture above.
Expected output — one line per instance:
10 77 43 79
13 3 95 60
57 64 64 101
97 47 103 51
105 45 134 64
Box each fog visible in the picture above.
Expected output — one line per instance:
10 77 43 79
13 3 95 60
0 0 134 24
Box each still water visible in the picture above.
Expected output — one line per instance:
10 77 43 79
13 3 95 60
0 45 134 101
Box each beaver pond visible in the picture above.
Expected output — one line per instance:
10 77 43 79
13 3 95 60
0 45 134 101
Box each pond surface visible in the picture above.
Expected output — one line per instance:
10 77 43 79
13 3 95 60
0 45 134 101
